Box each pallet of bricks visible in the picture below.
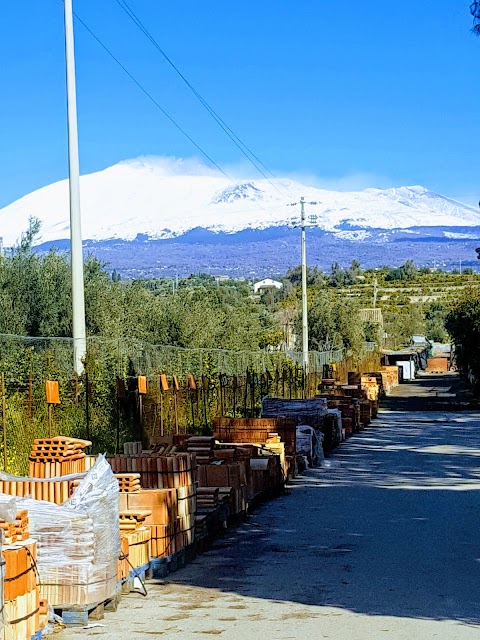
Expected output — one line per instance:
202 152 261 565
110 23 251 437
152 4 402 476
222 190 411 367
359 373 382 418
118 509 151 590
213 418 295 480
338 385 370 431
261 397 345 453
185 436 247 528
107 444 197 578
379 366 400 395
0 497 43 640
18 457 118 626
0 448 119 627
309 387 344 450
317 386 362 437
0 437 93 504
196 428 284 510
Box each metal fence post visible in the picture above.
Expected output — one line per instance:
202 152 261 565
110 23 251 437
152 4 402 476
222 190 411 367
1 373 7 472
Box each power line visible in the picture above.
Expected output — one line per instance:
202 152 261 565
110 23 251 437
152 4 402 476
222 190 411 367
69 7 232 180
112 0 294 198
61 2 286 221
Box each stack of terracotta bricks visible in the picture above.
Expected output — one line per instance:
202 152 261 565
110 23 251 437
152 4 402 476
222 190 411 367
1 511 42 640
28 437 91 478
108 452 197 559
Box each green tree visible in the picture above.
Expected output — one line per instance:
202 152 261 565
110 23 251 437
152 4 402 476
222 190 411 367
445 288 480 386
424 301 448 343
384 303 425 347
299 290 364 353
471 1 480 35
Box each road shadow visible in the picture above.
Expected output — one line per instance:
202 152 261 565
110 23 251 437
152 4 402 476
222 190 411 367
165 409 480 626
382 372 468 412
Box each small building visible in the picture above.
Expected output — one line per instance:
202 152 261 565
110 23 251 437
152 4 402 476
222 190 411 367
253 278 283 294
382 344 430 381
359 308 384 327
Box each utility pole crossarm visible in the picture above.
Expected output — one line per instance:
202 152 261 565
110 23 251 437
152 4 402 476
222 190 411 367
287 197 321 373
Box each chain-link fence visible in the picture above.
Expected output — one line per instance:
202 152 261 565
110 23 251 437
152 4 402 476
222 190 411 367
0 333 379 473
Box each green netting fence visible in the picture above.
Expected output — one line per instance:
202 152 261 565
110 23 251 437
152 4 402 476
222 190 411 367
0 334 378 474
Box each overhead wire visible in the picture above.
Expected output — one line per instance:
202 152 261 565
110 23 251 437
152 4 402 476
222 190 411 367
112 0 295 199
60 1 293 220
68 7 231 180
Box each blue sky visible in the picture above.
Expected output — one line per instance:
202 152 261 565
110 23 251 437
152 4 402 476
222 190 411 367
0 1 479 208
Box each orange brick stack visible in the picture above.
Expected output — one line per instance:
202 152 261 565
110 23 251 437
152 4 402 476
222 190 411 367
186 437 215 464
29 437 91 478
116 473 141 493
2 537 42 640
0 477 78 504
119 510 151 570
108 452 197 556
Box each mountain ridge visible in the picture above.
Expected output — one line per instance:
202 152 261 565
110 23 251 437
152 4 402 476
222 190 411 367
1 157 479 247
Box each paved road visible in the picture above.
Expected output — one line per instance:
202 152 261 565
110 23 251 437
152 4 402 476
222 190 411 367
65 374 480 639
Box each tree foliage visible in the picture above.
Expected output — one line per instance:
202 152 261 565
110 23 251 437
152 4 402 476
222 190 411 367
445 289 480 385
425 302 448 343
471 1 480 35
0 220 276 353
384 260 418 282
298 290 365 353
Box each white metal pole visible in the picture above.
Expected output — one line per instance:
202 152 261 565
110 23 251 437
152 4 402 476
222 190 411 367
64 0 87 375
300 197 309 372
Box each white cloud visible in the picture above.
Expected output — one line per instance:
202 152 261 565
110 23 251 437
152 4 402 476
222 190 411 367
279 170 396 192
119 155 223 177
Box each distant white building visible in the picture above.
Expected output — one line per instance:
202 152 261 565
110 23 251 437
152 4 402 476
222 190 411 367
253 278 283 294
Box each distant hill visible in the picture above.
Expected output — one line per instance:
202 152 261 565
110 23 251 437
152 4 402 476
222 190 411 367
1 156 479 276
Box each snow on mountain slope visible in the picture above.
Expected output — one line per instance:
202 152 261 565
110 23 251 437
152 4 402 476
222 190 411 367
1 157 479 246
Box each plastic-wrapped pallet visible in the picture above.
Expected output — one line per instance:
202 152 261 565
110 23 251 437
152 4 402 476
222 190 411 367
18 455 120 608
65 455 120 566
327 408 343 442
296 426 324 467
0 494 42 640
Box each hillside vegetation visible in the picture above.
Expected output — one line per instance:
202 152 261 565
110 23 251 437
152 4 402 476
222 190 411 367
2 221 476 354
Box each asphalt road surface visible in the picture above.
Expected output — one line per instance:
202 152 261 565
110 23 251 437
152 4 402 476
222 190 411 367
63 373 480 639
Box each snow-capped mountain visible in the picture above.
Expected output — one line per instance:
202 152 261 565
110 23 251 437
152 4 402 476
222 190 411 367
1 156 479 247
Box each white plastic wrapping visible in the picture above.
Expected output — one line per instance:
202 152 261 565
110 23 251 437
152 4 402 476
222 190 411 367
66 454 120 565
296 425 323 467
17 455 120 607
0 494 17 524
296 425 314 460
327 408 343 442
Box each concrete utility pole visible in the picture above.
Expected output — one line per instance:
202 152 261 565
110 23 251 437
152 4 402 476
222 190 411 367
64 0 87 375
288 197 320 372
300 197 309 372
373 276 378 309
